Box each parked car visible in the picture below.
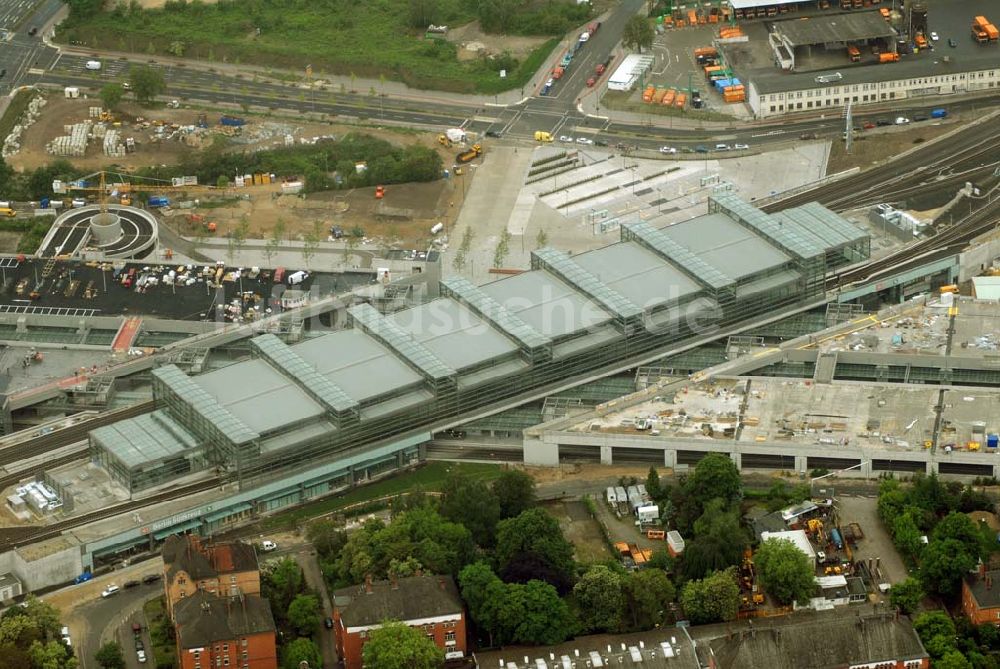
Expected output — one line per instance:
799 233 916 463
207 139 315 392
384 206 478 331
324 617 334 629
930 31 939 41
101 584 120 598
559 135 573 143
586 77 596 87
862 121 876 129
895 116 910 125
137 649 147 664
141 574 161 584
330 225 344 239
714 143 730 151
576 137 593 145
948 38 957 47
913 114 928 122
595 139 608 147
659 146 677 154
876 119 892 126
123 580 140 589
132 622 142 634
695 145 709 153
261 540 278 552
27 26 37 36
734 143 749 150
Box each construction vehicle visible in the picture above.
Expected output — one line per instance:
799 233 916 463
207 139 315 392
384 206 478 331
455 144 482 164
847 46 861 62
879 52 900 62
375 185 385 199
533 131 553 142
54 170 233 215
646 529 665 540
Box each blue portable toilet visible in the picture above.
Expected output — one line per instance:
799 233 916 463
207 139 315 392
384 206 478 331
988 434 999 449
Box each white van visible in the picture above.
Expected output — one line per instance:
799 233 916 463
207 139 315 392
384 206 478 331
287 270 308 285
85 60 102 71
261 540 277 552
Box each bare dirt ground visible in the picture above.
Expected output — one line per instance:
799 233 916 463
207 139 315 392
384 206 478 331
446 21 550 62
826 123 955 173
543 499 612 563
0 231 22 253
10 93 469 248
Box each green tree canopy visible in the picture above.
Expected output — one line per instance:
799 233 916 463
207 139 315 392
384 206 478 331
99 84 124 110
501 580 575 646
685 453 742 509
287 594 321 637
623 569 675 631
573 565 624 634
495 508 576 593
439 470 501 547
919 538 977 597
680 568 740 624
95 641 125 669
913 611 958 661
0 597 64 649
129 65 166 105
31 639 77 669
888 577 924 615
281 638 322 669
622 16 654 53
306 518 347 559
361 620 444 669
754 538 816 605
264 558 305 615
682 498 748 581
492 469 536 520
932 512 981 556
458 562 507 647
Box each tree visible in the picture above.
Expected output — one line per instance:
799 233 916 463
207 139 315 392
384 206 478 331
646 466 661 500
535 229 548 250
889 577 924 615
99 84 124 110
891 511 924 561
129 65 166 105
439 470 500 547
281 638 322 669
492 229 511 268
932 512 981 556
306 519 347 558
920 538 977 597
914 611 958 661
302 225 320 268
936 651 974 669
573 565 624 634
216 175 230 189
1 596 63 648
502 580 575 646
623 569 675 631
95 641 125 669
680 568 740 624
459 562 507 647
287 594 321 637
622 16 654 53
265 558 305 614
408 0 438 29
495 508 576 593
491 469 535 520
754 538 815 605
682 498 747 581
685 454 741 509
31 639 77 669
361 620 444 669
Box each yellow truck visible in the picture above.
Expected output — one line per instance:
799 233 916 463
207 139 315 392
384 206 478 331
534 131 553 142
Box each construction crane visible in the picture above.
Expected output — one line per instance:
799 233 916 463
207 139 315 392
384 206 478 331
54 170 231 213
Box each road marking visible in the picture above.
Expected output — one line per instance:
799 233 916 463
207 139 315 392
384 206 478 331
471 116 498 123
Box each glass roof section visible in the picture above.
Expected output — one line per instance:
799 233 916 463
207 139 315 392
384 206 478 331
623 221 734 290
347 303 456 381
152 365 259 445
250 334 359 413
440 276 551 350
533 247 643 320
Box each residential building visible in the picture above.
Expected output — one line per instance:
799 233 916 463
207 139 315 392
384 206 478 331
162 535 260 618
701 611 929 669
962 568 1000 625
332 574 466 669
173 590 277 669
474 628 699 668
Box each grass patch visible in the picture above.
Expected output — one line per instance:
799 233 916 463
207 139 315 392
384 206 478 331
600 90 736 123
0 89 38 146
143 596 177 669
57 1 565 94
259 462 502 530
0 216 55 254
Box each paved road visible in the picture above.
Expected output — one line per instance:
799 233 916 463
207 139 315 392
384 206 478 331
67 579 162 669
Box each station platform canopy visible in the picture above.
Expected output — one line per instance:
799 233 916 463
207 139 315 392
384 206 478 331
773 12 896 46
730 0 813 9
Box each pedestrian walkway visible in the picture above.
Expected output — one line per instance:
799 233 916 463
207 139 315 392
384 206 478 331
112 316 142 353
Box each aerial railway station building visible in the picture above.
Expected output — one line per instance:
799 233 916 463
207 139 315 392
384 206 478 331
89 195 869 494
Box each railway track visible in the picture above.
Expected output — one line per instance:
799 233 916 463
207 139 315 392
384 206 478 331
0 477 221 551
0 401 153 468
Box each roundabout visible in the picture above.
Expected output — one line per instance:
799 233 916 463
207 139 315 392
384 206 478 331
38 205 158 259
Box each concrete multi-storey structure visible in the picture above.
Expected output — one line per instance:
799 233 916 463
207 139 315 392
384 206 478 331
332 574 466 669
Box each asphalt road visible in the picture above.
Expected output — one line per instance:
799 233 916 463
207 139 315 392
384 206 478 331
69 579 162 669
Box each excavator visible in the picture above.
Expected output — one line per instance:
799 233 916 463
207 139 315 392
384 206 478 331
456 144 483 164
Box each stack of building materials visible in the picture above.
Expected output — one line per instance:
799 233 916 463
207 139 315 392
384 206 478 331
103 129 125 157
46 121 91 156
1 95 45 159
88 106 103 119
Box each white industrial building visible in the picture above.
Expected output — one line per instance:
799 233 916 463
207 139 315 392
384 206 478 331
760 529 817 564
608 54 654 91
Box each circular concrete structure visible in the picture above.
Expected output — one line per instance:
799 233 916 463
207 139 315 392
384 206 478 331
89 211 122 245
39 205 158 259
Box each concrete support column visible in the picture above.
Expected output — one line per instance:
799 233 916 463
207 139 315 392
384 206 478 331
600 445 613 465
730 452 742 471
523 437 559 466
16 317 26 333
926 461 937 476
76 319 87 335
396 450 405 467
664 449 676 468
860 459 872 478
795 455 808 476
993 462 1000 481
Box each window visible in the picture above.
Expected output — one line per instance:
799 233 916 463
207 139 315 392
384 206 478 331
223 645 229 653
242 639 247 647
242 652 248 661
230 576 237 583
194 652 201 660
445 632 456 642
